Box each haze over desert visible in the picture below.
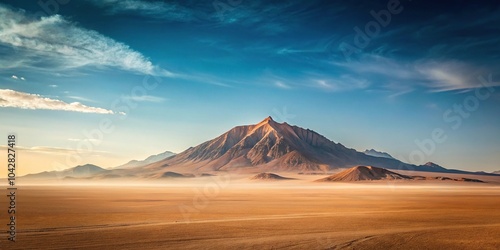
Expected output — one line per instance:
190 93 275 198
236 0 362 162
2 177 500 249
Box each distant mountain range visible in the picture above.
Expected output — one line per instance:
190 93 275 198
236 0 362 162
114 150 176 169
363 149 395 159
139 116 419 175
21 117 499 179
23 164 107 179
493 170 500 175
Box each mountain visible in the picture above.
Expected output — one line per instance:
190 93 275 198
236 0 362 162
493 170 500 175
138 116 418 175
114 151 176 169
412 162 496 176
415 162 448 172
316 166 412 182
20 117 494 180
23 164 107 179
363 149 394 159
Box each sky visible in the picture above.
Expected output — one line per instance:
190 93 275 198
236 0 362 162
0 0 499 175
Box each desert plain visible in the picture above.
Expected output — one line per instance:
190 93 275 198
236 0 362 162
2 173 500 250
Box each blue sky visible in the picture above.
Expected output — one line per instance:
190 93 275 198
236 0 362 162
0 0 499 174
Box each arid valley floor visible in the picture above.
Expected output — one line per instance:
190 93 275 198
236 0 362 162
2 174 500 249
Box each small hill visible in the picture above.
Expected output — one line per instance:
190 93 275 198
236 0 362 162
66 164 106 177
155 171 193 179
250 173 291 181
316 166 412 182
493 170 500 175
200 173 216 177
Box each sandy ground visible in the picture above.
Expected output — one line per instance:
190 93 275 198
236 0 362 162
1 177 500 249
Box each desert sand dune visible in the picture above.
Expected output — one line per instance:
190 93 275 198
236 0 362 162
316 166 412 182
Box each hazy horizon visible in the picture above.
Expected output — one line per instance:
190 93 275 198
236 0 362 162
1 0 500 176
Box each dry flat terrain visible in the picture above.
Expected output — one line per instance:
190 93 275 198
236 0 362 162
1 178 500 249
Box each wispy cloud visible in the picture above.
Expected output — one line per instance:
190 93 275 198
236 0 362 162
125 95 166 103
415 60 497 92
313 75 370 92
332 55 418 80
0 89 122 114
0 145 109 155
85 0 316 34
87 0 200 21
0 145 75 155
206 1 326 34
275 81 291 89
68 138 100 143
331 54 500 93
30 0 497 94
0 4 172 76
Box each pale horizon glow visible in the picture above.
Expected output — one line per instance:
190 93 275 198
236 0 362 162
0 1 499 175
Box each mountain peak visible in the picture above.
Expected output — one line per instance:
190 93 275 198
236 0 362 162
260 116 274 123
424 162 441 168
254 116 278 131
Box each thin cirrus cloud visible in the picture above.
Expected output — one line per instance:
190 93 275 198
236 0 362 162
86 0 305 33
331 54 500 93
313 76 370 92
0 145 110 155
0 4 173 77
0 89 123 115
0 145 75 155
415 61 499 92
126 95 166 103
68 138 100 143
87 0 200 21
274 81 291 89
